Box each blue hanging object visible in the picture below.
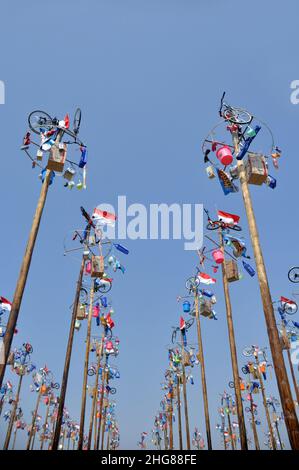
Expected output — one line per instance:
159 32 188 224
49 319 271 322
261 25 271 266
236 125 261 160
242 261 255 277
96 316 100 326
41 168 55 185
114 243 129 255
183 301 191 313
79 146 87 168
200 289 214 298
266 175 277 189
217 169 239 195
101 296 108 308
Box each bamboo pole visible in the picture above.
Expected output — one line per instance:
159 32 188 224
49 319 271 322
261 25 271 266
0 131 64 389
181 335 191 450
194 292 212 449
168 386 174 450
219 230 248 450
233 132 299 448
254 356 277 450
275 421 283 449
3 373 23 450
12 425 18 450
286 348 299 404
88 339 103 449
101 401 108 450
40 398 51 450
78 283 95 449
52 252 87 449
249 394 260 450
176 379 183 450
31 424 37 450
226 411 235 450
26 388 42 450
96 366 107 450
106 427 110 450
163 422 168 450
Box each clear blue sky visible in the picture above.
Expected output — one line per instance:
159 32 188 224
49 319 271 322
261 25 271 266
1 0 299 450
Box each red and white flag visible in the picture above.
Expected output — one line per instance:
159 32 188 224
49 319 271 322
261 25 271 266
197 272 216 285
0 296 12 312
92 207 117 226
105 313 115 329
218 210 240 225
180 316 186 330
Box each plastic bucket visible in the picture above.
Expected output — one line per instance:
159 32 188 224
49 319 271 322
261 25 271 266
216 146 233 166
212 249 224 264
183 301 191 313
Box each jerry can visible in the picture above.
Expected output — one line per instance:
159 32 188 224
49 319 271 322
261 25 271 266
47 142 67 173
91 255 104 278
76 304 86 320
75 320 81 331
183 301 191 313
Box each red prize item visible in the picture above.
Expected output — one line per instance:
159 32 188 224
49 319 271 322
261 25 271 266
216 146 233 166
92 304 100 318
212 249 224 264
105 313 115 329
85 260 91 274
179 316 186 331
64 114 70 129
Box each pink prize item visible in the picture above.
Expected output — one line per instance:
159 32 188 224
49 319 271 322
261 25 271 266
216 146 233 166
92 305 100 318
85 261 91 274
106 341 113 351
212 249 224 264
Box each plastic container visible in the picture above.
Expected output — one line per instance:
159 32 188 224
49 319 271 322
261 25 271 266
216 146 233 166
212 249 224 264
183 301 191 313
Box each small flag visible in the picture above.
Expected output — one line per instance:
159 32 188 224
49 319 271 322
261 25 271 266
197 272 217 285
92 207 117 226
180 316 186 331
64 114 70 129
217 210 240 225
105 313 115 329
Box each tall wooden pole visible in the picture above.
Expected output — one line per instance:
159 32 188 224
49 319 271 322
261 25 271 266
40 398 51 450
78 283 95 449
88 339 103 449
11 425 18 450
101 401 108 450
181 335 191 450
163 422 168 450
219 230 248 450
167 385 174 450
176 380 183 450
52 253 86 449
3 373 23 450
26 388 42 450
275 421 283 449
286 348 299 404
254 356 277 450
226 411 235 450
194 292 212 449
249 394 260 450
96 366 107 450
0 131 63 389
233 132 299 448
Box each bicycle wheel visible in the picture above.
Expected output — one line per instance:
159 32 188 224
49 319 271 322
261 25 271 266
185 277 199 292
228 381 235 389
288 267 299 283
242 366 249 375
87 368 95 377
79 288 88 304
52 383 60 390
223 107 253 125
171 329 178 344
242 347 254 357
185 318 195 330
230 224 242 232
109 388 116 395
284 302 298 315
73 108 82 135
206 221 220 231
28 110 54 135
98 280 112 294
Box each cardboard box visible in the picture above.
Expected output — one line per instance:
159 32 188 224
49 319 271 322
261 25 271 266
47 143 67 172
225 259 239 282
246 153 268 185
91 255 104 278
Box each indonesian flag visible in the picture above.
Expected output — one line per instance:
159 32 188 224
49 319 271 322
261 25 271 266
180 316 186 331
0 296 12 312
105 313 115 329
218 210 240 225
6 381 13 390
64 114 70 129
197 272 216 285
92 207 117 226
281 296 297 313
